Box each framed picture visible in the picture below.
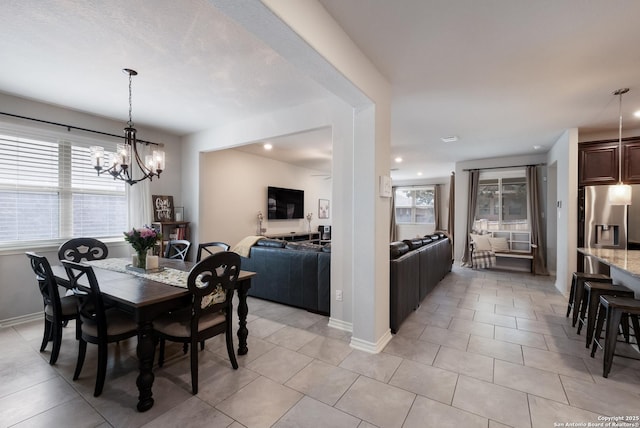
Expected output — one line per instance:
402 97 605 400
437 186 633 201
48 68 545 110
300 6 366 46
318 199 330 219
152 195 174 222
174 206 184 222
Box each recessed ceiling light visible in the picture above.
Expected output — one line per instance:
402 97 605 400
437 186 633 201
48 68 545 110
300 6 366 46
440 136 458 143
263 143 272 150
417 172 423 176
634 110 640 118
395 157 403 163
533 145 543 150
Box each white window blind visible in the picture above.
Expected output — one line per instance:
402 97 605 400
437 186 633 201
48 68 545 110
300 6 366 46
0 131 128 246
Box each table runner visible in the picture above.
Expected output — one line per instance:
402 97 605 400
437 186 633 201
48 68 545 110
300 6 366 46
86 258 189 289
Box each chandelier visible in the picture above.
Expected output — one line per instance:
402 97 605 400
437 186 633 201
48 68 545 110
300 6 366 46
608 88 632 205
90 69 165 185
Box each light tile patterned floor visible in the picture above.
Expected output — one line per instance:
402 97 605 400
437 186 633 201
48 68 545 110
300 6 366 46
2 265 640 427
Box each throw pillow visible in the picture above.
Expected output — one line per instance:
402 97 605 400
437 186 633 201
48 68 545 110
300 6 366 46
470 233 491 251
489 237 510 252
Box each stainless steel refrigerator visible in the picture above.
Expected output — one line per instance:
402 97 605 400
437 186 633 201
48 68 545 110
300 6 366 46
583 185 628 250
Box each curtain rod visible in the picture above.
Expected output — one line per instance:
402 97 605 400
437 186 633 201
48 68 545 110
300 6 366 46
463 163 545 172
0 111 160 146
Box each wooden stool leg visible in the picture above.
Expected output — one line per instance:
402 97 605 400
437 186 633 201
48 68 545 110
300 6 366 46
584 290 602 348
591 301 607 358
603 306 623 378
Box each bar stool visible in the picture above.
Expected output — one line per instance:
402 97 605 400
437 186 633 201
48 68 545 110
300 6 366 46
566 272 611 327
590 295 640 378
578 281 634 348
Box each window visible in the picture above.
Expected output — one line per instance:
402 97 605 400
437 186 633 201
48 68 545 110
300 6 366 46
394 186 435 224
0 130 128 247
474 170 528 231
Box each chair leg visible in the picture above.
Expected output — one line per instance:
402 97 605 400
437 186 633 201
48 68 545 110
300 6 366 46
40 319 52 352
183 343 188 354
200 340 205 351
50 322 63 365
572 280 584 328
576 287 589 335
190 340 199 395
590 302 607 358
603 307 623 378
74 339 87 380
158 338 166 367
584 291 600 348
94 343 108 397
226 324 238 370
566 276 576 317
631 315 640 345
620 314 630 343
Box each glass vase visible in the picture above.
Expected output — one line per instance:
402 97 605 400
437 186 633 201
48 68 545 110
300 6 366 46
136 251 147 270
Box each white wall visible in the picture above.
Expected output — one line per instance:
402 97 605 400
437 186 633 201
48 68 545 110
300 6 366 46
0 93 182 323
199 149 331 247
547 129 579 295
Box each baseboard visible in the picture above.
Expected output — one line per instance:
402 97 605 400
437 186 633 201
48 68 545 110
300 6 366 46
350 329 393 354
0 312 42 328
328 317 353 332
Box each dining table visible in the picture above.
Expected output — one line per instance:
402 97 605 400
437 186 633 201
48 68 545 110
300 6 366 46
53 257 256 412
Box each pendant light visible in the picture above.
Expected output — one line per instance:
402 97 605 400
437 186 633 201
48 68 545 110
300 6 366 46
608 88 632 205
90 69 165 185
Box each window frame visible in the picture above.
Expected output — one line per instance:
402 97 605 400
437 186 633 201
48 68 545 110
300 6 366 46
474 169 530 232
0 124 129 251
394 185 436 225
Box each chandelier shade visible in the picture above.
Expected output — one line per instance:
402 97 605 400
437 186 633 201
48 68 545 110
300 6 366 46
608 88 632 205
90 68 165 185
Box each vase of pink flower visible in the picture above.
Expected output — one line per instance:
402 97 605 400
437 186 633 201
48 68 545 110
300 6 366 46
123 226 161 270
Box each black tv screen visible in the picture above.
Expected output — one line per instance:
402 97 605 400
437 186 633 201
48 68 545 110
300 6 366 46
267 186 304 219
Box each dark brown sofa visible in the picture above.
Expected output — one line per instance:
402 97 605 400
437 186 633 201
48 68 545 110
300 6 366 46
389 233 452 333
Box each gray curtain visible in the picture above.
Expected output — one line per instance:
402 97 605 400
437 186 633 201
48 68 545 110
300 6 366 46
447 172 455 258
390 186 397 242
461 170 480 266
434 184 441 231
527 165 549 275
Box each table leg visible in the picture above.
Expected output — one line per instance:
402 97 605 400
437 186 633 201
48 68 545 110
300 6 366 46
136 321 156 412
236 280 250 355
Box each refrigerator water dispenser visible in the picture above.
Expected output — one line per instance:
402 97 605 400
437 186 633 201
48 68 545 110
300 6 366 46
594 224 619 246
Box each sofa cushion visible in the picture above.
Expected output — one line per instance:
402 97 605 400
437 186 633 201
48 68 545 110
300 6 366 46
421 237 433 245
430 234 440 240
403 238 424 250
489 237 510 252
470 233 491 251
256 238 287 248
322 243 332 253
286 242 323 252
390 242 410 259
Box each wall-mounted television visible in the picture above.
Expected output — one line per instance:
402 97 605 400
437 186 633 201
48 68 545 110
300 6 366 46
268 186 304 219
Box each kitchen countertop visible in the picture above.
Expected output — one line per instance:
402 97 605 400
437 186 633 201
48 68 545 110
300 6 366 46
577 247 640 278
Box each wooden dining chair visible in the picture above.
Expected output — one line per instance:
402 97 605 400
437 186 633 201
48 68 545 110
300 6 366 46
154 251 241 394
164 239 191 261
58 238 109 262
26 252 80 365
196 241 230 262
61 260 138 397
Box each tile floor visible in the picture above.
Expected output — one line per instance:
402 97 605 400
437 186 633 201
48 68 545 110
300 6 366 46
2 266 640 427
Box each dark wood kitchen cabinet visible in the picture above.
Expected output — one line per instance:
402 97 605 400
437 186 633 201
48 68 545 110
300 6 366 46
579 137 640 186
623 140 640 183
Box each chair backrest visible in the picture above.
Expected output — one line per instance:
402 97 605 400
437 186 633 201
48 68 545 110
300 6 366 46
188 251 241 323
58 238 109 262
61 260 107 338
26 252 62 317
165 239 191 260
196 241 230 262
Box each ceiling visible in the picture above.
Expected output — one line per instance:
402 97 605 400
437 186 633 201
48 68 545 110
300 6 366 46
2 1 640 181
